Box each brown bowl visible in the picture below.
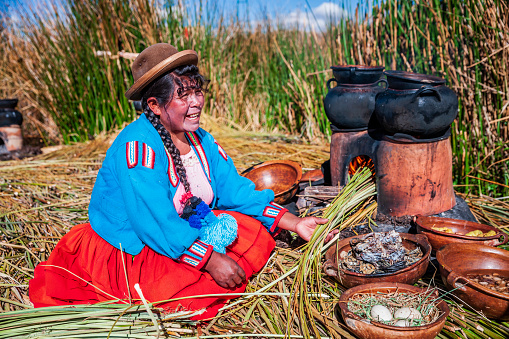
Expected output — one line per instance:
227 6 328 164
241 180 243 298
436 243 509 320
300 168 323 183
415 215 508 253
241 160 302 205
323 233 431 288
338 282 450 339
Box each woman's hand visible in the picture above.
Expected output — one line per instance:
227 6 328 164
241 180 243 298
203 251 246 289
294 216 330 241
278 212 338 242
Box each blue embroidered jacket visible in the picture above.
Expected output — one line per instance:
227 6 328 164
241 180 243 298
88 114 287 269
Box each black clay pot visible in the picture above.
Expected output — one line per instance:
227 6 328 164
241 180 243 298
375 85 458 137
324 79 388 130
0 99 23 127
331 65 384 85
384 70 446 90
0 99 18 109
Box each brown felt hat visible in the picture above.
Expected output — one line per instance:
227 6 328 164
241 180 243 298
125 43 198 100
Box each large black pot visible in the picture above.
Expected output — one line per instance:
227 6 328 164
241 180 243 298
331 65 384 85
384 70 446 90
324 79 387 130
375 85 458 137
0 99 23 127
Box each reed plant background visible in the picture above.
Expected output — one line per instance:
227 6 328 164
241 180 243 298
0 0 507 197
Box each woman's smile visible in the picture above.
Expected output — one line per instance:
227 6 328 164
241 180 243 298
159 86 205 135
186 111 201 120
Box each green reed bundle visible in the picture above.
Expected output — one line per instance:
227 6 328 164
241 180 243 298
288 168 376 338
0 302 199 338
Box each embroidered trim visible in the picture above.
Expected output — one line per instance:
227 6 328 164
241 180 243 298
269 202 284 210
179 239 213 270
142 143 155 169
263 206 281 218
126 141 139 169
263 202 284 218
270 208 288 233
215 141 228 161
262 202 287 233
189 240 208 257
180 254 200 267
187 132 210 181
164 147 179 187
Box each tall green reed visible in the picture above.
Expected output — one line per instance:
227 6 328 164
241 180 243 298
1 0 507 196
4 0 160 143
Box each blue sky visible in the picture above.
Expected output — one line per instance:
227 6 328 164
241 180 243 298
2 0 370 31
186 0 369 31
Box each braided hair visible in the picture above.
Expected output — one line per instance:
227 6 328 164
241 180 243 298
141 65 207 199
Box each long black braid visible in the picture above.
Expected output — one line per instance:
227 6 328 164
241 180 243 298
141 65 207 197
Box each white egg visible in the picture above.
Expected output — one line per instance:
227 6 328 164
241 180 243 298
394 307 421 320
394 319 412 327
370 304 393 322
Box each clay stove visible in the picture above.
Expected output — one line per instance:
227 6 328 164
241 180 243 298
330 124 455 217
324 68 473 225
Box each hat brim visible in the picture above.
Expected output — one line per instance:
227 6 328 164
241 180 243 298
125 50 198 101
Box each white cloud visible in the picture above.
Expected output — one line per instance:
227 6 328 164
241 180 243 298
281 2 349 31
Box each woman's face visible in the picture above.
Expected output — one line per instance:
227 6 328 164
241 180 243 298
153 77 205 136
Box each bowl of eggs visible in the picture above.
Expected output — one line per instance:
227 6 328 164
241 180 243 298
338 282 449 339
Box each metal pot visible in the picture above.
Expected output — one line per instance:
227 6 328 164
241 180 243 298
375 85 458 137
324 79 387 130
384 70 446 90
331 65 384 84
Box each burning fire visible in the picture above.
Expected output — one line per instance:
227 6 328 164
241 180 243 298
348 155 375 176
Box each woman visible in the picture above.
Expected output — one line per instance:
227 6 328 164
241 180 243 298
29 43 329 319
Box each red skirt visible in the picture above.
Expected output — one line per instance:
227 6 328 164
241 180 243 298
29 211 275 319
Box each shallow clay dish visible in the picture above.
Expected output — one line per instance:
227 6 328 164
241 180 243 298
415 215 508 253
241 160 302 205
436 243 509 320
338 282 449 339
323 233 431 288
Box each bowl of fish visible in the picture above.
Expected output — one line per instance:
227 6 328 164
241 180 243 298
338 282 449 339
415 215 508 253
323 231 431 288
436 243 509 320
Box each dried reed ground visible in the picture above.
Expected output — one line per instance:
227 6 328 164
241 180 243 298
0 116 330 312
1 119 509 338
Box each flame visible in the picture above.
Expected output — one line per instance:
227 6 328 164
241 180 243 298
348 155 375 176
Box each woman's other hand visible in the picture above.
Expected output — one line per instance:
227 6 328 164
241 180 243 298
203 251 246 289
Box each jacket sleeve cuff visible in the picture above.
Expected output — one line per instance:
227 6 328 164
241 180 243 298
179 239 213 270
262 202 288 234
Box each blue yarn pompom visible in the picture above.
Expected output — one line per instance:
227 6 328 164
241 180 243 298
199 213 238 254
188 214 202 229
195 201 212 218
